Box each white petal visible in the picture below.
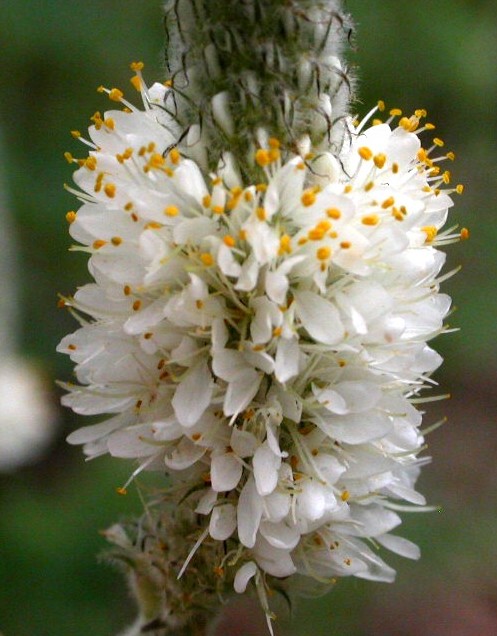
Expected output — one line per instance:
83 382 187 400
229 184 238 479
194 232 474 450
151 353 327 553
253 442 281 496
172 361 213 427
195 488 217 515
224 369 260 417
294 291 344 345
376 534 421 560
234 561 258 594
211 452 243 492
209 504 237 540
237 476 263 548
230 428 258 458
163 437 206 470
274 337 300 383
260 521 300 550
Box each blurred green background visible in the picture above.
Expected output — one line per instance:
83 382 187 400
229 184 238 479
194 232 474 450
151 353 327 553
0 1 496 634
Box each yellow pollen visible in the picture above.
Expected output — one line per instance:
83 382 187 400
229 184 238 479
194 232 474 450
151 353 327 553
164 79 173 88
124 202 133 211
423 185 433 193
169 148 181 164
344 184 352 193
238 229 247 241
415 109 427 118
256 206 266 221
65 211 77 223
425 123 436 130
430 167 441 176
244 190 254 202
358 146 373 161
301 189 317 207
92 239 107 249
316 246 331 260
296 161 306 170
149 153 165 168
392 208 404 221
70 130 81 139
442 170 451 184
211 205 224 215
446 151 456 161
417 148 428 162
422 226 437 242
382 196 395 209
132 300 142 311
64 152 74 163
374 153 386 169
202 195 212 208
297 237 308 246
272 327 282 337
104 183 116 198
361 214 380 226
130 61 144 71
326 208 341 220
200 252 214 266
104 118 115 130
377 100 386 112
433 137 444 147
341 490 350 502
256 183 267 192
389 108 402 117
364 181 374 192
108 88 124 102
147 142 156 153
130 75 142 92
111 236 123 246
164 205 179 217
116 487 127 496
340 241 351 249
268 147 281 162
268 137 280 148
456 184 464 194
308 228 325 241
223 235 236 247
255 149 270 167
372 118 383 126
85 156 97 170
279 234 291 254
460 227 470 240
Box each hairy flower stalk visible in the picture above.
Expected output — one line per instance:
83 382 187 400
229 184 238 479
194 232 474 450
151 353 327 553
59 1 466 634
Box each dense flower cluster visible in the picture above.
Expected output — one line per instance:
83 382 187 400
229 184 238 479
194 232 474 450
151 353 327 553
59 66 464 630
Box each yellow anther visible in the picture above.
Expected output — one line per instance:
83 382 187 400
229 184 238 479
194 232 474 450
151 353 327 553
358 146 373 161
297 237 308 246
116 487 127 496
308 227 326 241
425 123 436 130
268 147 280 162
392 208 404 221
326 208 341 220
200 252 214 266
212 205 224 215
340 241 351 249
433 137 445 147
147 142 156 153
278 234 291 254
104 118 115 130
164 79 173 88
149 153 165 168
446 151 456 161
238 229 247 241
97 85 105 93
372 118 383 126
124 202 134 211
389 108 402 117
132 300 142 311
456 184 464 194
130 75 142 92
361 214 380 226
316 220 332 232
64 152 74 164
272 327 282 337
296 161 306 170
164 205 179 217
104 183 116 198
460 227 470 240
169 148 181 165
223 235 236 247
268 137 280 148
191 432 202 442
344 184 352 193
123 285 131 296
130 61 144 71
316 246 331 261
341 490 350 502
255 149 270 167
381 196 395 209
109 88 124 102
377 100 386 112
373 153 386 169
417 148 428 163
256 183 267 192
415 109 427 118
423 185 433 193
364 181 374 192
70 130 81 138
85 156 97 170
92 239 107 250
392 163 399 174
256 206 266 221
195 300 204 311
65 211 77 223
144 221 162 230
301 189 317 207
422 226 437 242
442 171 451 184
202 195 212 208
111 236 123 246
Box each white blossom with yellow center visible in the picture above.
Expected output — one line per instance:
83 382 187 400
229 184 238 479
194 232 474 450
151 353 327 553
58 66 466 612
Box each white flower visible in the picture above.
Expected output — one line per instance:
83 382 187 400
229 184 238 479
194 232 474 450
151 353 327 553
59 65 466 623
